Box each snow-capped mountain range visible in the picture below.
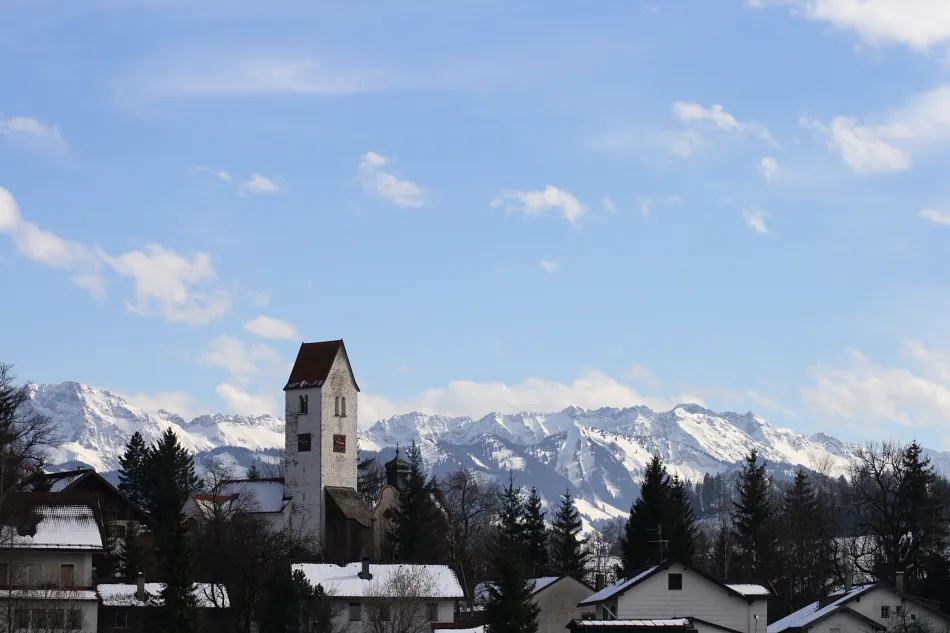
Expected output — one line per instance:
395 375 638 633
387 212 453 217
21 381 950 525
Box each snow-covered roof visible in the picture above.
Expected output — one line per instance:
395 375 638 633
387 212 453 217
579 566 658 606
434 627 483 633
3 589 97 601
767 585 876 633
50 474 85 492
222 479 289 513
292 562 465 599
1 504 103 550
725 584 773 597
96 583 230 608
474 576 565 604
571 620 692 627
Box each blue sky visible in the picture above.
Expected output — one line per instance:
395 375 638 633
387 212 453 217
2 0 950 448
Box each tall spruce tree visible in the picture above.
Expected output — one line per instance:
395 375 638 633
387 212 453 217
665 476 698 565
523 487 549 577
143 428 201 632
621 455 670 573
387 441 446 560
118 431 148 506
732 449 776 579
778 469 834 615
485 473 539 633
548 488 589 579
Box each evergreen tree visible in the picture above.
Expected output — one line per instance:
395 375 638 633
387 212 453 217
548 488 589 579
142 429 201 632
523 487 549 577
665 476 698 565
731 449 776 579
778 469 834 615
30 465 52 492
621 455 669 573
485 473 539 633
118 523 148 579
247 461 262 481
387 441 446 560
118 431 148 506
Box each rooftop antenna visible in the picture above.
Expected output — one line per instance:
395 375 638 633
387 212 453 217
648 525 670 564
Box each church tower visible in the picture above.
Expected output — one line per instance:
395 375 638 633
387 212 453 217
284 339 371 558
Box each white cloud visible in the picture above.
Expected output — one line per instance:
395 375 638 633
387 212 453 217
540 259 559 273
745 390 796 416
751 0 950 52
920 208 950 226
637 197 654 217
118 389 204 419
801 85 950 173
601 196 618 214
194 166 233 182
244 315 299 340
760 156 780 181
358 151 429 209
743 207 772 235
99 244 231 325
491 186 588 225
198 335 284 378
238 174 284 196
0 187 104 296
246 290 271 307
0 116 67 150
672 102 776 150
803 341 950 429
359 368 692 427
215 383 278 417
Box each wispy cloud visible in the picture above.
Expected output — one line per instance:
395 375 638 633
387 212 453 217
601 196 618 214
246 290 270 307
760 156 780 181
801 84 950 174
920 208 950 226
358 151 429 209
670 102 776 156
540 259 559 273
195 166 284 196
243 315 299 340
743 207 772 235
750 0 950 53
0 116 67 151
491 186 588 225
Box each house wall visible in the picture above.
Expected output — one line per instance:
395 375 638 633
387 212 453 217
0 551 94 588
803 610 872 633
98 606 232 633
373 487 398 560
0 597 97 633
534 579 594 633
329 598 455 632
614 564 760 633
845 587 950 633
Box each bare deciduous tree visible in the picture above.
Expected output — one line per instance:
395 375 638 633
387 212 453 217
365 567 440 633
441 469 498 601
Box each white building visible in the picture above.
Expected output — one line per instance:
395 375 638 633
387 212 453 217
768 580 950 633
576 561 774 633
0 493 104 633
475 576 596 633
292 560 465 632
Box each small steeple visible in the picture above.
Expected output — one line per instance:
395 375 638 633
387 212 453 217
384 445 410 491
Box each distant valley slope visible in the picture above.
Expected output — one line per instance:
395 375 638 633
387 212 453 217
23 381 950 524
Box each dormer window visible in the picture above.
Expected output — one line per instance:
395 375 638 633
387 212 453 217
299 395 308 415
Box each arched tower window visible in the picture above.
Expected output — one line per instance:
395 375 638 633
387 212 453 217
341 396 347 417
334 396 340 417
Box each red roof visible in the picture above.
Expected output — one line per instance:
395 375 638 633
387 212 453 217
284 340 359 392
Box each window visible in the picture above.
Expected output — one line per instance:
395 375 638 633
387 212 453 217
378 602 391 621
298 433 312 452
114 523 127 539
341 396 347 417
896 606 904 616
13 609 28 628
335 396 341 417
115 611 129 629
32 609 47 629
300 394 309 415
881 606 891 619
49 609 65 629
333 434 346 453
349 602 362 621
427 602 439 622
668 573 683 590
60 563 76 587
67 609 83 629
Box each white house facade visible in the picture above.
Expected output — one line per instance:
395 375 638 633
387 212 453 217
577 562 774 633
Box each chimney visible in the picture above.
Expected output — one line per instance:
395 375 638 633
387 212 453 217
595 574 605 591
136 572 145 602
358 556 373 581
895 571 905 593
845 564 853 591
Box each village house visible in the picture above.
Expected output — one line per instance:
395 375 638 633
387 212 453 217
292 559 465 632
575 561 774 633
0 493 105 633
96 578 230 633
473 576 595 633
768 574 950 633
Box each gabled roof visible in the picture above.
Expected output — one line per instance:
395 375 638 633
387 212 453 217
284 340 360 392
578 560 775 607
325 487 373 527
475 575 592 605
0 492 104 551
97 583 229 608
24 468 153 525
291 561 465 600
